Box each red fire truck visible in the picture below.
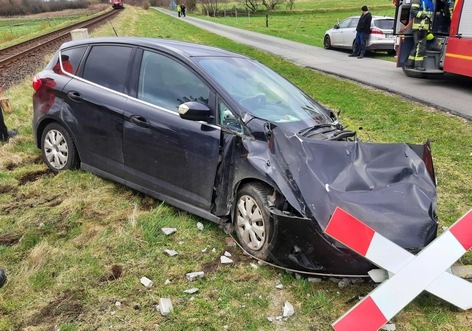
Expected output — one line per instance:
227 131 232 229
394 0 472 78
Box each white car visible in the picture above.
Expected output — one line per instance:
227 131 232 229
323 16 396 55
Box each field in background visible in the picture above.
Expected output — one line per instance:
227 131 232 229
0 4 471 331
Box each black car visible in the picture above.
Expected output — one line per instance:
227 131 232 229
32 37 438 275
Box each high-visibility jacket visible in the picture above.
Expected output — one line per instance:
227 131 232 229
410 0 434 30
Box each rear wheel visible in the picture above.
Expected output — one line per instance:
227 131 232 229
41 123 79 173
234 183 273 260
323 35 332 49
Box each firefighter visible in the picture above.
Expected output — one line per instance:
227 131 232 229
405 0 435 71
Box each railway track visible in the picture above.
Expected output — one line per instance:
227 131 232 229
0 9 120 90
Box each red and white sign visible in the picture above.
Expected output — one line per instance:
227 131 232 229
325 207 472 331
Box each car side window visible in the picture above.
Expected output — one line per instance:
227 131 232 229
338 19 352 29
348 18 359 28
138 50 210 112
54 47 86 75
219 100 244 134
82 45 132 93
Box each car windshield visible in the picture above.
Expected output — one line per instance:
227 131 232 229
194 56 332 127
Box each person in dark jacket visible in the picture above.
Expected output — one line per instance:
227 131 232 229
349 5 372 59
0 268 6 288
0 106 18 143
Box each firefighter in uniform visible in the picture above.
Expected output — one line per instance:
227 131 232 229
405 0 435 71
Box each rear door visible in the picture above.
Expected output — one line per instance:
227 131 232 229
123 49 221 211
62 44 133 178
342 17 359 48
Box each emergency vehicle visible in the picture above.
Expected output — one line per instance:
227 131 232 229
394 0 472 78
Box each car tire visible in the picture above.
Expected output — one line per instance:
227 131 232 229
323 35 332 49
41 123 79 173
234 183 273 260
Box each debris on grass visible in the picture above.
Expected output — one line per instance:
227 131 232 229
186 271 205 281
140 276 153 288
220 255 234 264
164 249 178 256
161 227 177 235
184 288 199 294
197 222 204 231
282 301 294 318
156 298 173 316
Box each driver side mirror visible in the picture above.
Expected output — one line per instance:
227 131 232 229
178 102 213 122
334 24 340 29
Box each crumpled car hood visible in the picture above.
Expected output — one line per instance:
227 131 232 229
264 127 437 250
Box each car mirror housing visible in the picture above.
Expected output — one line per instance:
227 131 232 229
178 102 213 122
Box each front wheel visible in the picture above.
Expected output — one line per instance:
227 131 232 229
323 35 332 49
41 123 79 173
234 183 273 260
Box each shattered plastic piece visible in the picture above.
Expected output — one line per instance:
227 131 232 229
157 298 173 316
140 276 153 288
220 256 234 264
184 288 199 294
211 248 216 253
267 317 274 322
282 301 294 318
164 249 178 257
275 284 284 290
201 246 209 253
164 279 171 285
115 301 121 307
161 227 177 235
197 222 204 231
186 271 205 281
250 263 259 269
224 251 232 257
368 269 389 283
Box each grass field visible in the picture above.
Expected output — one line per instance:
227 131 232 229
0 4 471 331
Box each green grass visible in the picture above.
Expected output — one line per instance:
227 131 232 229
0 4 471 330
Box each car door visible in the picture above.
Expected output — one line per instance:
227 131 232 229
123 49 221 211
343 17 359 48
331 18 354 47
61 44 133 178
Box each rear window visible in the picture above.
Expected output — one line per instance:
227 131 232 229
374 19 394 30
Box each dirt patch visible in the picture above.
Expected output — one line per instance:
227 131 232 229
25 290 85 327
18 169 52 185
100 264 124 282
0 184 16 194
0 233 21 246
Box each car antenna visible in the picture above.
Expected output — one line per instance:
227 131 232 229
108 20 119 36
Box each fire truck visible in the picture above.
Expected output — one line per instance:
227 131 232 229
394 0 472 78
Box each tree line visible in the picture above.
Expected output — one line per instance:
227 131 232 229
0 0 89 17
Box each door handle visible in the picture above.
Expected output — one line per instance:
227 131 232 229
130 115 150 128
67 91 83 102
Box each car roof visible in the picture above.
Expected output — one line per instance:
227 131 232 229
59 37 249 59
346 15 394 20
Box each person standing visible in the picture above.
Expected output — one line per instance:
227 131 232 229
181 4 186 17
0 105 18 143
349 6 372 59
177 4 181 17
404 0 434 71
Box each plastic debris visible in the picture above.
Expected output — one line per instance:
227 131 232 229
197 222 204 231
186 271 205 281
184 288 199 294
157 298 173 316
282 301 294 318
220 256 234 264
164 249 178 256
161 227 177 235
140 276 153 288
275 284 284 290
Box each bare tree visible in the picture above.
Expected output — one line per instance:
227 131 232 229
261 0 285 11
242 0 260 13
200 0 219 16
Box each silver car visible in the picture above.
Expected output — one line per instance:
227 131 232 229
323 16 396 55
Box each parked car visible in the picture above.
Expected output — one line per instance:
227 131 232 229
324 16 396 55
32 37 437 275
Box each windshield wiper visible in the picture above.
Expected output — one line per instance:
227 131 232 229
298 123 340 137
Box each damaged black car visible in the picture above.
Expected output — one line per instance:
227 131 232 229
32 37 438 275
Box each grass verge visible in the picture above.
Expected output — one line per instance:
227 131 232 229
0 5 471 331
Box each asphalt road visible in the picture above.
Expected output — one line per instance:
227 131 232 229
156 8 472 121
